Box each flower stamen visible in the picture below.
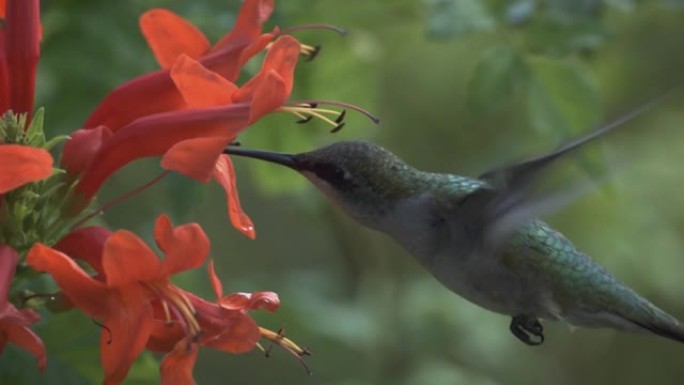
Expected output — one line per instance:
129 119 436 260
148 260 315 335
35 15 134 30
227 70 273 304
295 99 381 124
279 24 348 36
265 41 322 61
278 104 346 133
146 281 201 339
259 326 312 375
160 300 172 326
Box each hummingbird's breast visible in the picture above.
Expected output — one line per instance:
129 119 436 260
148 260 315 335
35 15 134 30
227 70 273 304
370 174 565 319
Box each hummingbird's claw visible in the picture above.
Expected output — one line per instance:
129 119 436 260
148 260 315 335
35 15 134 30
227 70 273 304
510 315 545 346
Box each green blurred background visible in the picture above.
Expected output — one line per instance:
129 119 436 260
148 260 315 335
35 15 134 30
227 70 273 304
4 0 684 384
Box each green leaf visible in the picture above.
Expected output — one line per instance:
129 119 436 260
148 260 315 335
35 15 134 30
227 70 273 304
467 45 529 116
545 0 603 23
525 56 601 137
525 57 607 184
25 108 46 146
505 0 536 25
426 0 495 39
44 134 70 151
521 17 608 55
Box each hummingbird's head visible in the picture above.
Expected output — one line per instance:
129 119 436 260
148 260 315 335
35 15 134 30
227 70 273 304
226 140 418 225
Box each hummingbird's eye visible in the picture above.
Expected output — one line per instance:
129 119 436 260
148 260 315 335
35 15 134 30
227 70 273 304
313 164 352 187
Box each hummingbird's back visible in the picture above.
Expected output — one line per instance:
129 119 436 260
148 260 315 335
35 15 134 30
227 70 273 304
504 219 684 341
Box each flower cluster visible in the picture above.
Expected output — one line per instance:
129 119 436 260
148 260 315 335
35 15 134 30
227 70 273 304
0 0 370 383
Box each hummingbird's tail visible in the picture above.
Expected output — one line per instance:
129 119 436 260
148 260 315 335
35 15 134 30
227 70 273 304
626 301 684 344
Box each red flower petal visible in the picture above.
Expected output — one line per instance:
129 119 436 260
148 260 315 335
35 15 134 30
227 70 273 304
0 245 19 308
161 136 232 182
246 291 280 312
100 293 155 385
247 69 287 123
140 9 210 69
170 55 238 108
83 71 188 132
204 28 278 84
152 215 209 276
53 226 112 277
232 35 300 122
211 0 274 53
216 293 250 311
102 230 163 287
0 28 9 113
26 243 109 319
201 313 259 354
207 261 224 300
0 247 46 372
213 154 255 239
232 36 300 103
85 3 274 132
0 145 53 193
4 0 40 120
160 339 198 385
0 320 46 372
77 104 251 200
61 126 112 176
218 292 279 312
182 292 261 353
147 319 184 353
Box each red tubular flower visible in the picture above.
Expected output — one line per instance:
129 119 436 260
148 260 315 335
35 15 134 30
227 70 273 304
156 35 298 237
147 261 280 384
83 0 276 132
208 261 279 312
0 144 53 193
146 292 261 385
0 0 40 120
60 126 113 177
76 103 251 200
0 245 46 372
27 215 210 385
160 339 197 385
74 36 300 237
53 226 112 278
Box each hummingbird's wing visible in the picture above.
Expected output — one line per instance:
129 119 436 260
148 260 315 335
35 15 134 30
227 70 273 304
469 94 669 253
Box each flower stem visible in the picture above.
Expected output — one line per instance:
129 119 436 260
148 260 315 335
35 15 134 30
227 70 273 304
72 171 170 229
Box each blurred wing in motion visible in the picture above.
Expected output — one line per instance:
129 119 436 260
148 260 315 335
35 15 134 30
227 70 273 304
457 94 670 254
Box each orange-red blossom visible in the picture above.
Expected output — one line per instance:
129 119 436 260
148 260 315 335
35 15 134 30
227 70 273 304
63 0 300 239
27 215 285 385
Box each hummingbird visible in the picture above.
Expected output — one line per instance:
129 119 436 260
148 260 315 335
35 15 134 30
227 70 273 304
224 99 684 346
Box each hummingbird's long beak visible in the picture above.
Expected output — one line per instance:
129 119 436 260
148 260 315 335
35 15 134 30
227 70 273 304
224 147 299 169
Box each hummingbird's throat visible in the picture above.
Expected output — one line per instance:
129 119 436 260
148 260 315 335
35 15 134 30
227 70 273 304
302 170 338 198
302 170 390 230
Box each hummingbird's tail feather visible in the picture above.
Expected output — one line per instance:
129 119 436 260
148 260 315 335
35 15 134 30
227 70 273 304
625 302 684 344
632 320 684 344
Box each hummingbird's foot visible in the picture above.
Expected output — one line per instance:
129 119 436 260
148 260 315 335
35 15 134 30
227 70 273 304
510 315 544 346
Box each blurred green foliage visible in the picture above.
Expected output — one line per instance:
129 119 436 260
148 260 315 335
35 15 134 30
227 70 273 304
2 0 684 384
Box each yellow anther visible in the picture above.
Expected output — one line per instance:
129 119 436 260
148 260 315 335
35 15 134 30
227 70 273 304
259 327 309 357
